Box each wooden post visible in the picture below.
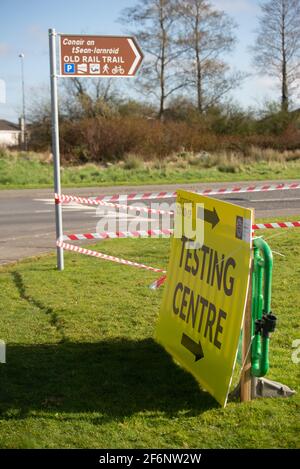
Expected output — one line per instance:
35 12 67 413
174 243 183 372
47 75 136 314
240 260 253 402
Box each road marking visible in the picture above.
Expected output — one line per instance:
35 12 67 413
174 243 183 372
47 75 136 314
35 210 53 213
250 197 300 203
34 199 157 223
0 231 55 242
64 207 95 211
34 198 95 211
34 198 54 203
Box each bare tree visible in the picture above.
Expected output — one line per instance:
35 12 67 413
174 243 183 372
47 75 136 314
27 85 51 123
120 0 187 120
252 0 300 112
175 0 241 113
27 79 119 124
62 78 119 118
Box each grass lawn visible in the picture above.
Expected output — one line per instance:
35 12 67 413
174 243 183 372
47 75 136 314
0 217 299 448
0 150 300 189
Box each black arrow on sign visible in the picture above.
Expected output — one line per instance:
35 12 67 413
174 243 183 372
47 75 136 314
181 333 204 362
197 206 220 229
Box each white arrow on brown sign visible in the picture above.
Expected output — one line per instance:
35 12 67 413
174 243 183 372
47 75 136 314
59 35 144 77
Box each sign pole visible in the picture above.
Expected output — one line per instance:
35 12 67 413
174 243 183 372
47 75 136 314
48 31 143 271
240 260 253 402
49 28 64 271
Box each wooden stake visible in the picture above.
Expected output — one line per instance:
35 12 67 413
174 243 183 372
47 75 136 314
240 259 253 402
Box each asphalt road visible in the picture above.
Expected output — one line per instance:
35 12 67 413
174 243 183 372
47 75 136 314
0 179 299 265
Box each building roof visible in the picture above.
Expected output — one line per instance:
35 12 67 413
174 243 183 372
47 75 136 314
0 119 20 131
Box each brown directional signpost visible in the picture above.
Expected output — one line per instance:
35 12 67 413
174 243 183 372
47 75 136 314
60 35 143 77
49 29 143 270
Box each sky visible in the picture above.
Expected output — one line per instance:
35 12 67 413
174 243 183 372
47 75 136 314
0 0 290 123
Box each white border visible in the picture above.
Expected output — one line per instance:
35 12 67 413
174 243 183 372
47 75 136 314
57 33 143 78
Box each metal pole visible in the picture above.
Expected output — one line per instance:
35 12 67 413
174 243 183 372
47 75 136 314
18 53 26 150
20 56 25 125
49 28 64 270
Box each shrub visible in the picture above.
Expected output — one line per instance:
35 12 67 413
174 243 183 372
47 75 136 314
218 164 241 174
28 111 300 164
123 154 143 170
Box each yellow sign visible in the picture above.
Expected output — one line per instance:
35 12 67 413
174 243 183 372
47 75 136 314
155 190 253 406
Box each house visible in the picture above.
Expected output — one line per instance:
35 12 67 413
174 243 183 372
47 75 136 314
0 119 21 147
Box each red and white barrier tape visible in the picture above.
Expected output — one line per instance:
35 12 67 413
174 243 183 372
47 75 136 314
58 218 299 289
103 199 173 215
149 221 300 290
252 221 300 230
56 193 173 216
57 240 167 274
63 221 300 241
149 275 167 290
63 229 173 241
55 182 300 205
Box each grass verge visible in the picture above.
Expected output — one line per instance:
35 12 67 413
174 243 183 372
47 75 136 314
0 150 300 189
0 217 299 448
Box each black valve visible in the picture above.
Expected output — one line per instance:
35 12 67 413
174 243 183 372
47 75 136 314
262 313 277 337
255 313 277 338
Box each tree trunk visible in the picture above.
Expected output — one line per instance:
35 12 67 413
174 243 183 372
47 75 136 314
281 56 288 112
195 6 203 113
158 1 166 121
196 45 203 113
158 69 165 121
281 3 289 112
